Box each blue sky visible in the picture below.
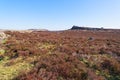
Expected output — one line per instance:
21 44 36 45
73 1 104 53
0 0 120 30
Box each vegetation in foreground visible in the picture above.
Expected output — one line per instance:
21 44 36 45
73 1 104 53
0 30 120 80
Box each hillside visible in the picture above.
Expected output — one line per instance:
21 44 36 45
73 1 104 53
71 26 120 32
0 30 120 80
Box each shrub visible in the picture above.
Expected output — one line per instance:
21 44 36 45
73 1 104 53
15 53 88 80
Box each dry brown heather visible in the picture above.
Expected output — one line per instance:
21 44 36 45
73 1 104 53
0 30 120 80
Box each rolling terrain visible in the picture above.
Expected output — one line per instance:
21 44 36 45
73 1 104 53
0 29 120 80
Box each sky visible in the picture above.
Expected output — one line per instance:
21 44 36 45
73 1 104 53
0 0 120 30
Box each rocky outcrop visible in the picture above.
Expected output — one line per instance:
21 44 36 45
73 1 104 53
71 26 104 31
0 32 8 39
0 32 9 43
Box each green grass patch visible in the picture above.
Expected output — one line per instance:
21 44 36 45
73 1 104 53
0 57 33 80
0 49 5 55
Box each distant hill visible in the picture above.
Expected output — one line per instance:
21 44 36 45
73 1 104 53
71 26 104 31
28 29 48 31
